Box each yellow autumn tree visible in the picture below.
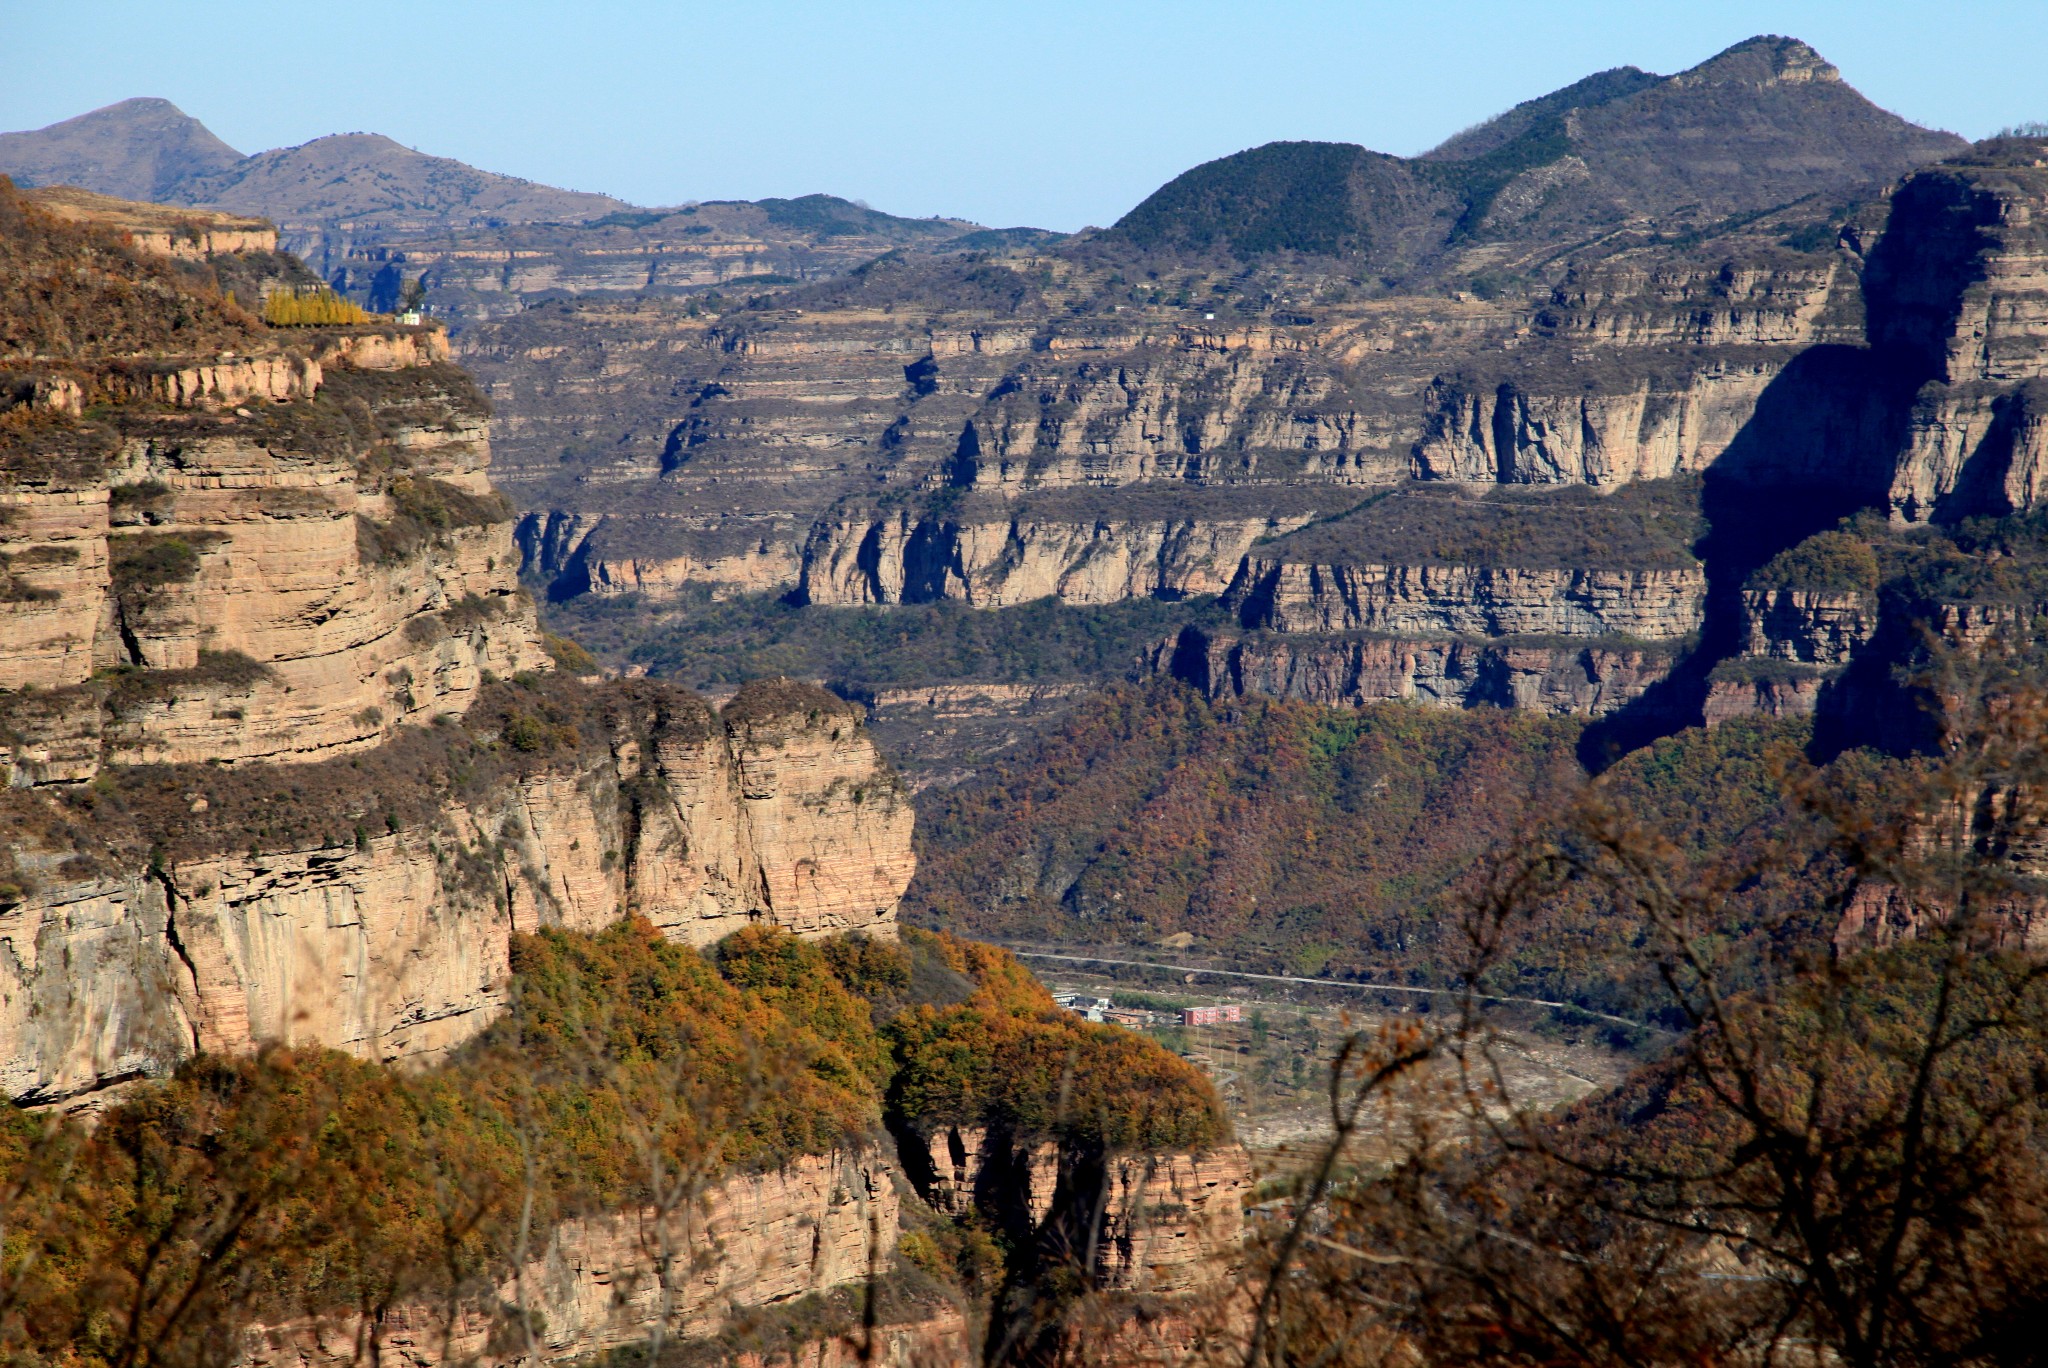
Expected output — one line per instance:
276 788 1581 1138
262 284 372 326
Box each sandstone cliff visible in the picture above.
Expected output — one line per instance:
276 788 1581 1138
799 488 1324 609
0 181 1245 1368
244 1150 903 1366
1227 558 1703 639
0 672 915 1106
1159 625 1676 717
0 184 915 1107
907 1121 1250 1296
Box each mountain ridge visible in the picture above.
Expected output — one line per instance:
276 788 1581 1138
1100 35 1964 275
0 97 242 202
0 98 1003 322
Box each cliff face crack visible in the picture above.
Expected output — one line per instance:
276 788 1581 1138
113 595 147 668
150 869 205 1054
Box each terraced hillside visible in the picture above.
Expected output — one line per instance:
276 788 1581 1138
466 38 2045 767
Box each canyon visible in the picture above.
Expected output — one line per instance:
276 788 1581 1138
0 180 1249 1365
442 39 2048 754
18 41 2041 759
13 35 2048 1362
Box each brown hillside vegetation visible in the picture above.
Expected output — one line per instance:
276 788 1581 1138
1235 666 2048 1368
0 174 256 360
0 923 1221 1365
907 683 1802 1024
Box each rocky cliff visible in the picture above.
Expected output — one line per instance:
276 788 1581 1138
245 1150 904 1366
0 671 917 1105
0 182 1245 1368
1159 625 1678 717
439 49 2048 760
908 1123 1248 1296
0 182 916 1108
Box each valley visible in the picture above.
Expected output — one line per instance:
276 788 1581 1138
8 22 2048 1365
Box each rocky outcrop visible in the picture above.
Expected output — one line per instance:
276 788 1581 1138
721 681 917 939
0 676 915 1105
1703 670 1827 725
1093 1147 1252 1294
1864 149 2048 520
799 491 1322 608
1161 625 1677 716
20 184 276 258
1741 587 1876 664
952 325 1390 490
0 186 542 777
244 1150 903 1367
906 1124 1250 1296
1410 356 1783 485
0 353 546 778
1228 557 1704 639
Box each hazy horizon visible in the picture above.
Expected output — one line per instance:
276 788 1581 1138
9 0 2047 232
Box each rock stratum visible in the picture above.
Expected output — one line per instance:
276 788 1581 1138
467 43 2048 750
0 178 913 1100
0 177 1249 1367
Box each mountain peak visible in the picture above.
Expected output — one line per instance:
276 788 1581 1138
0 97 244 201
98 96 189 115
167 129 631 227
1104 33 1958 272
1677 34 1840 87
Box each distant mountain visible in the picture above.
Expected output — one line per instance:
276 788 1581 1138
1102 36 1966 275
162 132 631 230
0 102 999 322
0 97 243 202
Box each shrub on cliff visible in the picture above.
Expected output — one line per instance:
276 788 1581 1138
0 919 1222 1361
0 919 890 1359
0 175 256 360
1749 527 1881 592
884 929 1227 1153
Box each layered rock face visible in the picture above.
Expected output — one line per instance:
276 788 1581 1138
1863 149 2048 520
907 1123 1251 1296
799 488 1324 608
1741 587 1875 664
246 1151 905 1367
0 180 543 781
1159 626 1676 717
469 38 1944 669
0 187 916 1107
1227 558 1704 639
0 344 546 776
464 132 2048 743
468 174 1886 730
0 674 915 1106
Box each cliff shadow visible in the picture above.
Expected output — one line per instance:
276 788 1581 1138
979 1136 1117 1368
1576 345 1919 771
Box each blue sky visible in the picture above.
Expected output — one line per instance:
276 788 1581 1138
9 1 2046 231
